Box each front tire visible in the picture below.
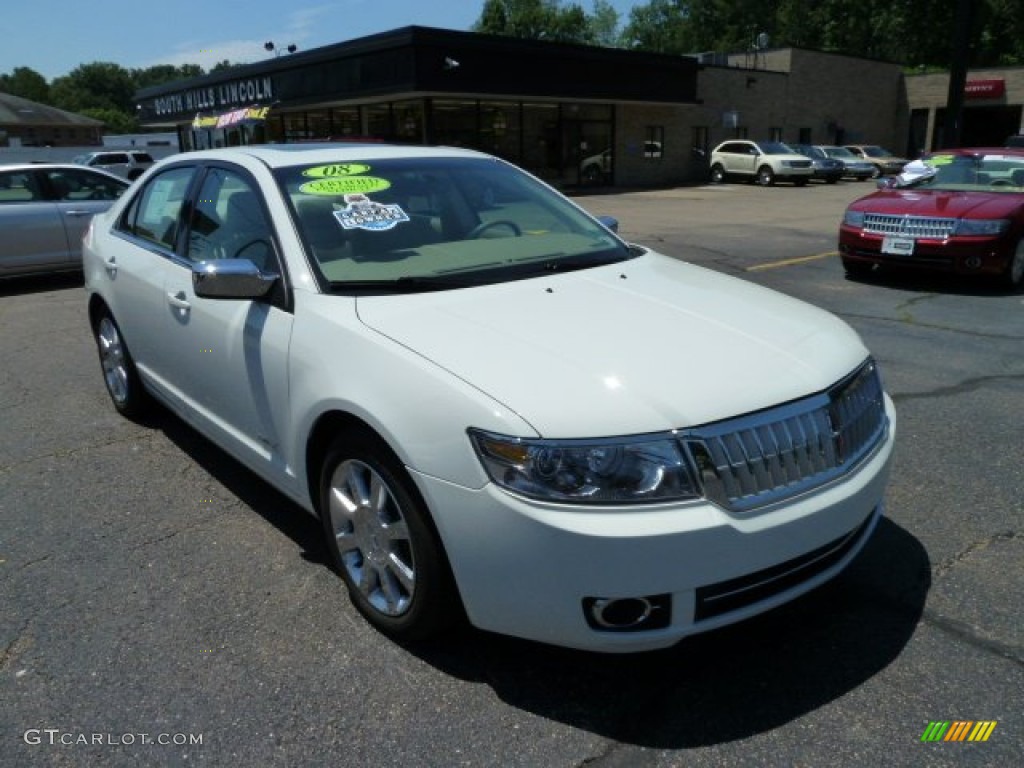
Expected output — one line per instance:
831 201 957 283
93 310 149 418
756 165 775 186
320 431 459 642
1002 239 1024 290
842 257 875 280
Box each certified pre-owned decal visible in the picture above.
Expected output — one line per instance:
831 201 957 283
300 176 391 195
302 164 373 178
332 194 409 231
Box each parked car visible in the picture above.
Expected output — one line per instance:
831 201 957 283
842 145 908 178
818 145 875 181
579 141 662 185
73 150 155 180
789 144 845 183
838 147 1024 288
709 140 813 186
0 163 129 278
84 144 895 653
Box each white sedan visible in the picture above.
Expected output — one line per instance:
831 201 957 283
84 144 895 652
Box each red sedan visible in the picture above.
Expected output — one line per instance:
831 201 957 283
838 147 1024 289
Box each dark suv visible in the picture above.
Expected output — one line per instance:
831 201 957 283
73 150 155 180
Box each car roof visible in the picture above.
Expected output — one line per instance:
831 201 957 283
0 162 129 181
162 143 492 169
925 146 1024 157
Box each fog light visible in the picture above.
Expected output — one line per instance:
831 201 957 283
965 256 982 269
583 594 671 632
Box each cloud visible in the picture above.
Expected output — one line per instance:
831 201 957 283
140 4 337 71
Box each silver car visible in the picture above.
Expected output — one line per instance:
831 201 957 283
0 163 128 278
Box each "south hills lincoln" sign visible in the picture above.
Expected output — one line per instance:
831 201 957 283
153 76 275 118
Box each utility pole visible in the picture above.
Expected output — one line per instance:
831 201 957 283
941 0 973 148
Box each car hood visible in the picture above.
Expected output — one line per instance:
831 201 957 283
850 189 1023 218
355 252 867 437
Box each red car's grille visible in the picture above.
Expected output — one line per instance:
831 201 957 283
863 214 956 239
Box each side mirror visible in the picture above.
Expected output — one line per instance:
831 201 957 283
193 259 278 300
875 177 897 190
596 215 619 233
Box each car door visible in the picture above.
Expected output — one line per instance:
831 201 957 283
0 168 70 275
104 164 200 405
43 168 129 261
159 164 294 478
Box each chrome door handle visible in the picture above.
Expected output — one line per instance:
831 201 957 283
104 256 117 277
64 209 93 217
166 291 191 311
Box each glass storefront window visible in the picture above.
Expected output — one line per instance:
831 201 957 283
392 99 425 142
480 101 521 162
331 107 361 138
307 110 331 140
432 100 478 149
522 103 561 182
365 104 394 141
283 113 308 141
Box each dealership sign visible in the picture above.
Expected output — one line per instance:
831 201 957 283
154 76 275 117
965 79 1005 99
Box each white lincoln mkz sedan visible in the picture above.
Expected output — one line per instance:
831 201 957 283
84 144 895 652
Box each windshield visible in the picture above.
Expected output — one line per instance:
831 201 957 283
861 146 893 158
276 156 630 289
823 147 856 159
757 142 796 155
902 153 1024 192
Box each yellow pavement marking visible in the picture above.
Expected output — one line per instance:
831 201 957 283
746 251 837 271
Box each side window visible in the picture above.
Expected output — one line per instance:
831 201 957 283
186 168 274 269
119 166 195 249
45 169 126 201
0 171 43 203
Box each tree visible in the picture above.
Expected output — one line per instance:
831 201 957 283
588 0 621 47
80 107 138 134
474 0 593 43
50 62 135 114
0 66 50 104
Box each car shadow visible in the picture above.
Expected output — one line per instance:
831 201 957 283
147 407 928 748
0 271 83 296
847 266 1019 296
407 518 929 748
148 408 330 568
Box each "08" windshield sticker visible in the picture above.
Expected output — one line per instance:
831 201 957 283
300 176 391 195
302 164 372 178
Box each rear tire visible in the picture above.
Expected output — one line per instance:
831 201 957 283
319 430 460 642
92 310 150 418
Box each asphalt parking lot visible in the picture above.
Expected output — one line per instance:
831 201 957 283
2 179 1021 767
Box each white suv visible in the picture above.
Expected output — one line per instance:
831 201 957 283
73 150 155 180
710 140 813 186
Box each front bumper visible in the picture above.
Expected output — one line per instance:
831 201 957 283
414 397 896 652
839 229 1014 276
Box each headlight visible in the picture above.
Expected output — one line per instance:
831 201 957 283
469 429 700 504
955 218 1010 236
843 210 865 228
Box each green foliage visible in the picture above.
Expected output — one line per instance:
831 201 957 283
479 0 1024 67
474 0 610 44
0 66 50 103
50 62 136 114
80 107 138 134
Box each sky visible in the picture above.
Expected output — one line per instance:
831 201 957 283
0 0 644 81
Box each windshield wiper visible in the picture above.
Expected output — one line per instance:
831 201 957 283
328 275 478 293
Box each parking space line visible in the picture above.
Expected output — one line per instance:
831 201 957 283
747 251 837 271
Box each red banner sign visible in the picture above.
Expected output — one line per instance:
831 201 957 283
965 79 1005 99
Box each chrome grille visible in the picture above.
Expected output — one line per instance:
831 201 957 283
863 213 956 239
682 360 888 513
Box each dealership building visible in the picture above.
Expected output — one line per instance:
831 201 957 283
134 26 1024 188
